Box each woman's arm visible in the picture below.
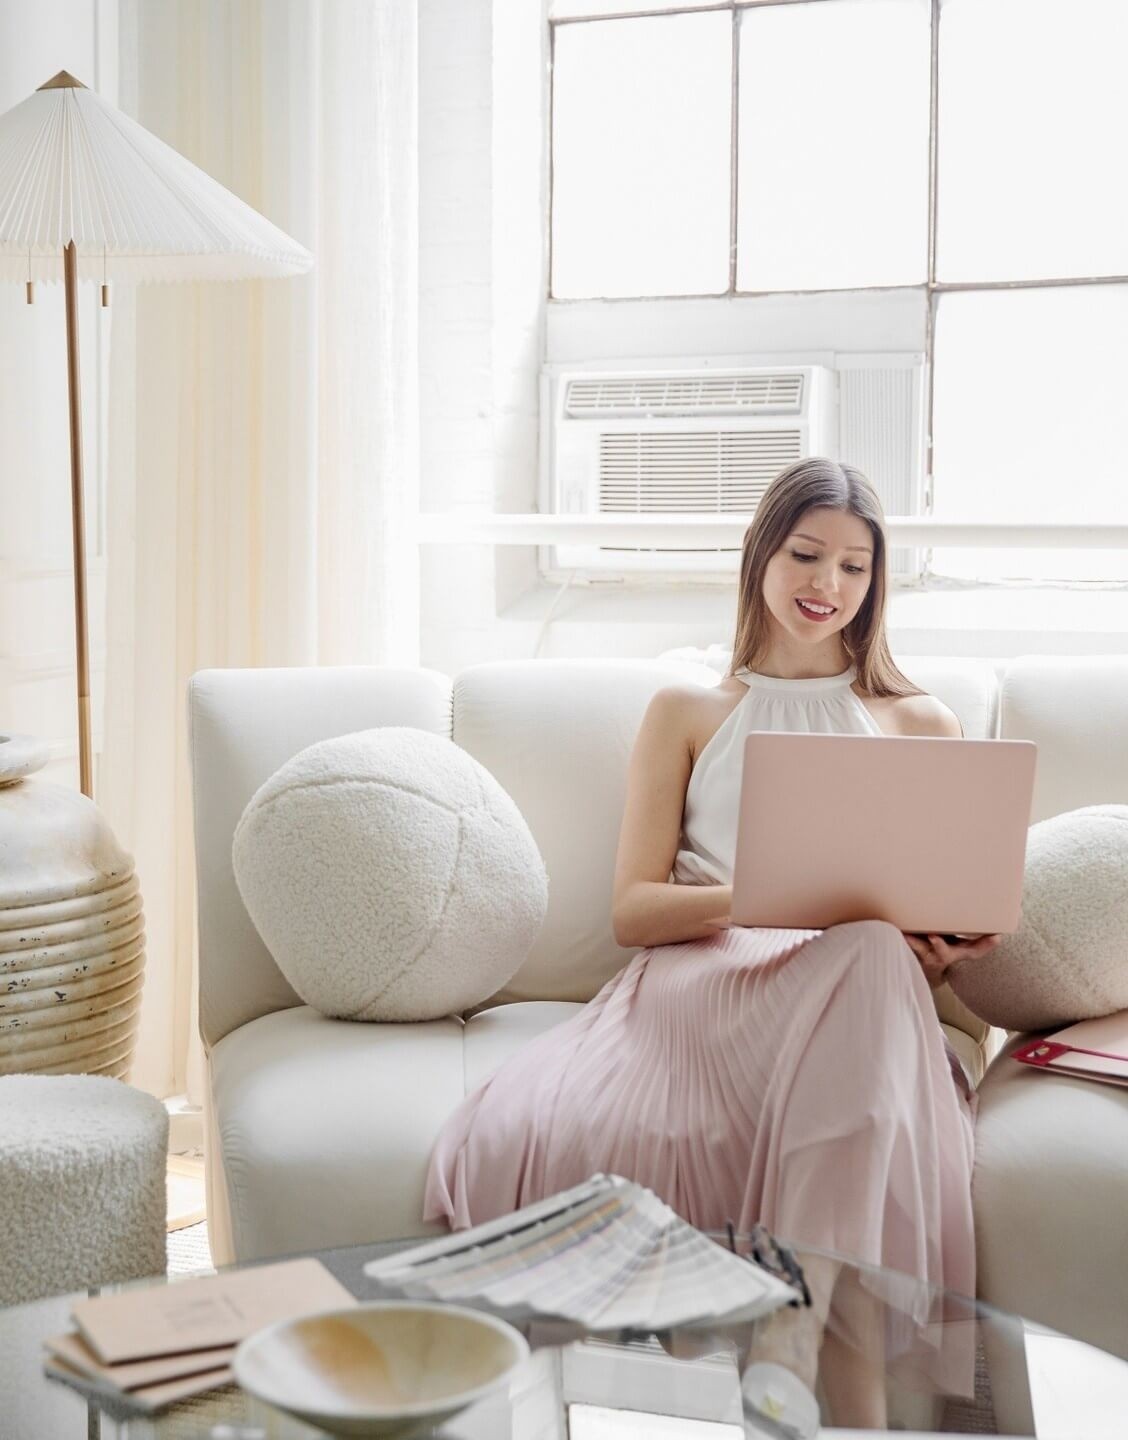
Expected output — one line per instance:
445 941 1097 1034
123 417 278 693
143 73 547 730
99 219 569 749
612 687 733 949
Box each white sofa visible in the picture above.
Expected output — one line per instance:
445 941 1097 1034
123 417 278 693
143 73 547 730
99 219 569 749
188 653 1128 1363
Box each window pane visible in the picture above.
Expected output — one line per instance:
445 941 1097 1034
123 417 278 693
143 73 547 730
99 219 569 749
938 0 1128 282
931 287 1128 581
737 0 929 292
552 13 732 299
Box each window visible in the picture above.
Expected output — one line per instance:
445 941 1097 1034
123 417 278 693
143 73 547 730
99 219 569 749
551 11 732 298
931 286 1128 583
548 0 1128 582
736 0 929 292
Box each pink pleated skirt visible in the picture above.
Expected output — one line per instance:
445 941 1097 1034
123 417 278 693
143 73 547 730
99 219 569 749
424 919 976 1326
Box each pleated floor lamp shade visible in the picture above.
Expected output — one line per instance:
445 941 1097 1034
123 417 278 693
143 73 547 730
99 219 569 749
0 70 311 280
0 71 313 795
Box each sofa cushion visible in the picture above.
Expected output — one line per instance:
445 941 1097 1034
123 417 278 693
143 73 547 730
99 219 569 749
232 728 548 1022
463 1001 583 1094
209 1006 466 1260
209 1001 580 1262
950 805 1128 1031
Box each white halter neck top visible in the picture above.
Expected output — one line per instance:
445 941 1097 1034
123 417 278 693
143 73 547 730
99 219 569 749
672 665 883 887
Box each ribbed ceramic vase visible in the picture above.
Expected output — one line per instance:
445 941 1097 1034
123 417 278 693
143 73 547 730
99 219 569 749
0 733 145 1079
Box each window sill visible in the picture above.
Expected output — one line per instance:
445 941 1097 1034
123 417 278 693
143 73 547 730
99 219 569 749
495 578 1128 660
887 582 1128 655
417 512 1128 551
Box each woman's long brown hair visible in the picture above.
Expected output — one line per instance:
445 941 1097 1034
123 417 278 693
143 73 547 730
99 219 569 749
729 458 923 699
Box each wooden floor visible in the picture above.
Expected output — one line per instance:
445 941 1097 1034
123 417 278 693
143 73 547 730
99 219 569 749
167 1154 206 1232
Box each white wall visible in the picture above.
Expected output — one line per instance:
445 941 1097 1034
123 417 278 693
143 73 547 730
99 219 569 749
418 0 548 675
0 0 116 783
418 0 493 675
546 290 926 361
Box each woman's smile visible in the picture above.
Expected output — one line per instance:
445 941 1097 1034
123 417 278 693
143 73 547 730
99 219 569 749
795 597 837 622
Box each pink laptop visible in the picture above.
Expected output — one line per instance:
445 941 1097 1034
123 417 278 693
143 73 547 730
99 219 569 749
730 732 1037 934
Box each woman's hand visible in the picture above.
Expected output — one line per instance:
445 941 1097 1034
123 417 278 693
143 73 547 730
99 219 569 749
702 912 733 937
902 932 1001 989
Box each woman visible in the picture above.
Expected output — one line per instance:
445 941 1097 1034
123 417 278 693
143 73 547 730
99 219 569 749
424 458 997 1424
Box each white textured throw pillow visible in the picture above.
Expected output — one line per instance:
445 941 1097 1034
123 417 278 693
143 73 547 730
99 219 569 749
948 804 1128 1031
232 728 548 1022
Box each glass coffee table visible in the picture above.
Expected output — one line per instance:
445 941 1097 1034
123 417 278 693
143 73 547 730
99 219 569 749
2 1231 1125 1438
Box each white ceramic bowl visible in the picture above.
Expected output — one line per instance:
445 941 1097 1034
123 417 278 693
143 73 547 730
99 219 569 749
232 1300 529 1438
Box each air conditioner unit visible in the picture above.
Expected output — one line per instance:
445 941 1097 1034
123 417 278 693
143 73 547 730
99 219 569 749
539 357 926 583
539 364 836 580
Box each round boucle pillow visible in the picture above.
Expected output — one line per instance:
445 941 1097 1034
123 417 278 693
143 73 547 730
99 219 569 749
232 728 548 1022
948 804 1128 1031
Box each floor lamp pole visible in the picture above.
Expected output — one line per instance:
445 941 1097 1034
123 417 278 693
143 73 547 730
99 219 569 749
63 239 93 799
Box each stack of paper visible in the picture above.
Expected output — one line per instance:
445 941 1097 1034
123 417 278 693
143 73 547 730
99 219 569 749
43 1257 354 1412
365 1174 801 1332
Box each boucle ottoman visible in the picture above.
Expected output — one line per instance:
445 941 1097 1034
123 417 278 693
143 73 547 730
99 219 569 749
0 1075 167 1306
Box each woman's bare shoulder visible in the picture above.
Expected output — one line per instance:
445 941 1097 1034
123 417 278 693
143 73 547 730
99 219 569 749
643 678 745 759
645 676 743 720
879 691 963 738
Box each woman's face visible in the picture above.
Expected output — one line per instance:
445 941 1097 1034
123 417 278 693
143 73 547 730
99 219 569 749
760 506 875 649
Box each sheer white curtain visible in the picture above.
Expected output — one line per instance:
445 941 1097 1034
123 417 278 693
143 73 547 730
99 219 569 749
102 0 418 1099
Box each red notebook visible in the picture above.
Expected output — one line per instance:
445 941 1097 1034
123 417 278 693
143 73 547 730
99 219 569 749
1014 1011 1128 1088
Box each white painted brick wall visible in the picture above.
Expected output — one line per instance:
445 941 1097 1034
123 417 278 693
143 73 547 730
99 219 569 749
419 0 548 674
419 0 495 520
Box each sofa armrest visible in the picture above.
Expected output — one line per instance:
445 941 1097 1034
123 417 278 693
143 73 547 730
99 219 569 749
974 1033 1128 1362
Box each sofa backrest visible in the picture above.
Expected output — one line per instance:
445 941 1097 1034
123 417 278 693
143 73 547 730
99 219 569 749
452 659 721 1007
455 655 1001 1009
999 655 1128 822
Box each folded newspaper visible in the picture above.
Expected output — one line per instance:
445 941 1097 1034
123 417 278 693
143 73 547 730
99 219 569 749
364 1174 802 1331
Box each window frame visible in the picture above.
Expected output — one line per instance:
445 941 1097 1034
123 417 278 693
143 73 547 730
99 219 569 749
547 0 1128 573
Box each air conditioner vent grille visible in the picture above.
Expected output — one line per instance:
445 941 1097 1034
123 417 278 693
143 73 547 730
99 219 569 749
597 429 802 551
566 371 804 417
